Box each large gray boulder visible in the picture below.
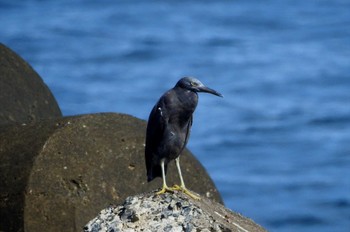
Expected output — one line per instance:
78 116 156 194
0 43 62 126
0 113 222 232
84 190 267 232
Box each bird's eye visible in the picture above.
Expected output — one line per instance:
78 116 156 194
190 81 198 87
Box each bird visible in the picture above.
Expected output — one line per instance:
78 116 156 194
145 77 222 199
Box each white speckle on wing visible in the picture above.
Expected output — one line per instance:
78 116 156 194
158 107 163 117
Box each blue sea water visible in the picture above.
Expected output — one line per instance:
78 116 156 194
1 0 350 231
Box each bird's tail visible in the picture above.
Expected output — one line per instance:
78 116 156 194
147 164 166 182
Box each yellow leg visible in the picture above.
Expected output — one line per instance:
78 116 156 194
156 159 174 194
173 157 201 200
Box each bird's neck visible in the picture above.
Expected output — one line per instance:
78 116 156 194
172 87 198 125
175 87 198 108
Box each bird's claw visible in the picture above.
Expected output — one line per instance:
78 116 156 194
171 185 201 200
170 184 182 191
183 189 201 200
156 186 174 195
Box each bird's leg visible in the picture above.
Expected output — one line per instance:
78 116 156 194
172 157 201 200
156 159 174 195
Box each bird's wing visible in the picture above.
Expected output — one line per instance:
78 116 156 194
182 114 193 152
145 96 169 181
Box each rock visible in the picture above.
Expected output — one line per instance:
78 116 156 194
0 43 62 126
0 113 222 232
84 191 267 232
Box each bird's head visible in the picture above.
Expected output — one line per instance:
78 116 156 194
175 77 223 97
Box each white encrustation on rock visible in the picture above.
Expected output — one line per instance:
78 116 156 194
83 190 267 232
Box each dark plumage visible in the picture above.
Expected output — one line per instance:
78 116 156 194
145 77 222 198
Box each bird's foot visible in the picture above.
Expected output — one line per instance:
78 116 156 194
170 184 182 191
156 186 174 195
171 185 201 200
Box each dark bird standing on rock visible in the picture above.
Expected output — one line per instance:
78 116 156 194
145 77 222 199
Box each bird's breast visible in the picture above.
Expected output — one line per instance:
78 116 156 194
162 128 186 160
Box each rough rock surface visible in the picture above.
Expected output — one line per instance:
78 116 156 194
0 113 221 232
84 191 267 232
0 43 62 126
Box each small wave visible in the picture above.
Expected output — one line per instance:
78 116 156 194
269 214 327 228
309 115 350 125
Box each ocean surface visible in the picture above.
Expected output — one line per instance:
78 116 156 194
1 0 350 231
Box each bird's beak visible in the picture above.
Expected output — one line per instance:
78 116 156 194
198 86 223 97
